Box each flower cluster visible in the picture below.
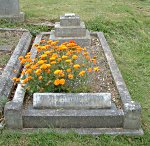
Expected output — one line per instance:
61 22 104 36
13 40 99 93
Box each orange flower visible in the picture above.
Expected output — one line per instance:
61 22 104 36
50 57 56 61
12 77 20 82
34 44 39 47
40 54 47 59
40 39 46 43
25 69 32 74
38 60 44 65
83 52 89 56
38 76 43 80
22 78 29 84
62 55 68 59
18 56 24 61
46 69 51 74
88 68 92 73
66 68 71 73
35 69 42 75
65 59 71 63
31 65 37 70
58 58 62 62
68 74 73 79
73 64 80 69
93 56 97 59
20 59 26 64
85 56 90 60
21 71 25 75
72 55 78 60
51 61 56 65
40 64 48 70
54 70 62 75
25 64 30 68
52 53 58 58
79 70 85 76
54 79 60 86
94 67 99 72
45 51 51 55
28 76 32 80
59 79 65 85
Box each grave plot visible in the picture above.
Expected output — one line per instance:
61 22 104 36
4 14 143 135
0 29 32 119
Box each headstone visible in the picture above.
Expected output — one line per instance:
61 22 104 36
50 13 91 47
0 0 25 22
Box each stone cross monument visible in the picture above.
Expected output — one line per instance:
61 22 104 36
0 0 25 22
50 13 91 47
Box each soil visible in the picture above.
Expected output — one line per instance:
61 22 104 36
0 30 23 75
23 34 122 109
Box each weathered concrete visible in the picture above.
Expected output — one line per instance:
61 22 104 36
33 93 111 109
23 107 124 128
0 0 25 22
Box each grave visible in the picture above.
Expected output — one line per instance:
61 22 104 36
3 14 143 135
0 0 25 22
50 13 91 47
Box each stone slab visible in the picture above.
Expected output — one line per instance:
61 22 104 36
60 14 80 26
33 93 111 109
23 107 124 128
50 30 91 47
55 22 86 37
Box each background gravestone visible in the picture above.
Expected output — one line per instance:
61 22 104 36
0 0 25 22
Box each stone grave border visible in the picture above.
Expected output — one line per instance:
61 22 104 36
0 28 32 114
4 32 143 135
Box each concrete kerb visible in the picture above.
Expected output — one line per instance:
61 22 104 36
96 32 142 131
4 33 43 129
4 32 143 135
0 31 32 115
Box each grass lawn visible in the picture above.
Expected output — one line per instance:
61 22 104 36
0 0 150 145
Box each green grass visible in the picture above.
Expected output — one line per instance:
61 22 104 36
0 0 150 145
